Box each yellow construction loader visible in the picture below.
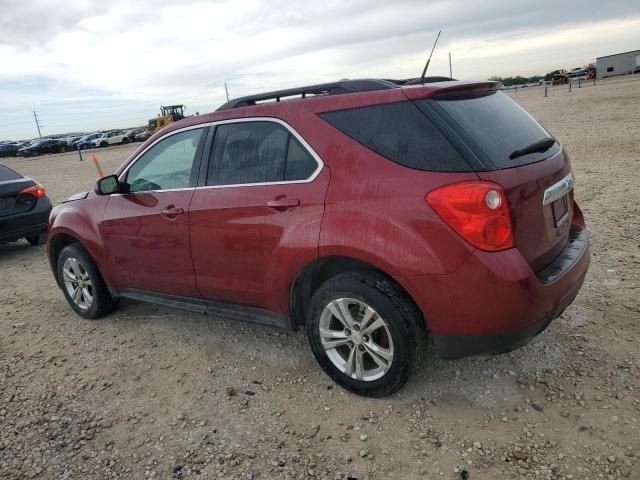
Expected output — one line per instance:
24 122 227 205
146 105 186 135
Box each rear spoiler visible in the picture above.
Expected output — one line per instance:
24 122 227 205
402 81 502 101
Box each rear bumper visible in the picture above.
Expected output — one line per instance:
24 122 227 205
402 225 590 360
0 198 52 242
434 316 552 360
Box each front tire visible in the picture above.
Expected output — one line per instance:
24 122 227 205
57 243 117 319
122 137 130 144
307 272 425 397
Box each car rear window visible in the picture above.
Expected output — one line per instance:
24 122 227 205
320 102 470 172
430 91 560 168
0 164 22 181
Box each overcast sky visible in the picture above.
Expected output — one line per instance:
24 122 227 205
1 0 639 140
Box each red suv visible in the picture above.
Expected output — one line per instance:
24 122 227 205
47 79 589 397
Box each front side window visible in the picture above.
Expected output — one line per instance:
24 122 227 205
207 121 318 186
126 128 204 193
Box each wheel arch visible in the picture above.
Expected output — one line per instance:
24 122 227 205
48 232 84 288
289 255 427 333
48 232 113 294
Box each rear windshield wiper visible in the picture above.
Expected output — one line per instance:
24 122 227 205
509 137 555 160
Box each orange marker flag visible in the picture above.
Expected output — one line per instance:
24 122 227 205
91 154 104 178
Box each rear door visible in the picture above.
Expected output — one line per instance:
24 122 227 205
189 119 328 313
426 91 573 271
101 126 207 297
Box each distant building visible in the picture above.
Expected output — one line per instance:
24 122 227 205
596 50 640 78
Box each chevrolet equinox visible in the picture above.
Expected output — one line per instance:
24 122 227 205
47 79 590 396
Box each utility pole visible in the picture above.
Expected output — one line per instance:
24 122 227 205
33 110 43 138
449 52 453 78
224 83 230 101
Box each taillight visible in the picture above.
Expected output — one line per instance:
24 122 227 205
19 184 46 199
426 181 514 252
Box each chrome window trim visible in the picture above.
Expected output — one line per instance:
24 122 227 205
118 117 324 194
542 171 574 206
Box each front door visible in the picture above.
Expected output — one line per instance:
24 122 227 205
189 120 328 313
101 127 207 297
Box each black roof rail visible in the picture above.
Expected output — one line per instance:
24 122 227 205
385 76 457 85
216 77 459 111
216 79 399 111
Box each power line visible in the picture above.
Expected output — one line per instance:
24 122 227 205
32 111 43 138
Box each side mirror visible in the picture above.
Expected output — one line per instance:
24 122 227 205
95 174 120 195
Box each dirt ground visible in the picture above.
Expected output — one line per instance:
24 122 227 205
1 76 639 480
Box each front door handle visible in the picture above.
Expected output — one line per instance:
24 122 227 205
267 196 300 211
161 205 185 218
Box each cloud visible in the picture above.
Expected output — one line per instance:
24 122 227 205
0 0 639 138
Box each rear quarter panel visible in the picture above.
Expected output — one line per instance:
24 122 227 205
298 114 479 277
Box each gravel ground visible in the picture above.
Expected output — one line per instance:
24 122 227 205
1 76 639 480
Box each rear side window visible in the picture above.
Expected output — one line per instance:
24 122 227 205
320 102 469 172
207 121 318 186
0 164 22 181
285 138 317 181
431 91 560 168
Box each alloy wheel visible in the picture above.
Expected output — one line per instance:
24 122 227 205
319 298 394 382
62 257 94 310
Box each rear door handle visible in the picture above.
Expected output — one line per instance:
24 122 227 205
161 205 185 218
267 196 300 211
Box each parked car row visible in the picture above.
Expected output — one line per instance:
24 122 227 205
0 139 72 157
17 139 70 157
0 128 149 158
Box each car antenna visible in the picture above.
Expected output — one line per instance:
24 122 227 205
420 30 442 83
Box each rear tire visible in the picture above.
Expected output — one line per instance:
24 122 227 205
307 272 425 397
26 232 47 246
57 243 118 319
122 137 130 144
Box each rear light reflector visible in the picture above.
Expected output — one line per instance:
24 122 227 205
426 181 514 251
19 184 46 199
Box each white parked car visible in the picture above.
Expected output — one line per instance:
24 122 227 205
91 131 130 148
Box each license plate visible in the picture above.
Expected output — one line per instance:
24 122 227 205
551 194 569 227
